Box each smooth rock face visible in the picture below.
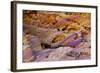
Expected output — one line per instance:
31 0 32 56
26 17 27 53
27 35 43 52
35 49 55 62
34 47 73 61
42 47 73 61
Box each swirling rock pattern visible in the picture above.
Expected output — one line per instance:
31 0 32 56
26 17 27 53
22 10 91 62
